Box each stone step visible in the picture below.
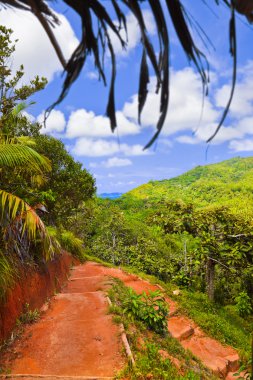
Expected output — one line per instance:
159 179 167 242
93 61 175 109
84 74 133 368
182 335 240 377
168 316 194 341
62 277 105 293
4 290 123 377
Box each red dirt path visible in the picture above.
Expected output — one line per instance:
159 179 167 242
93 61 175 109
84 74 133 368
0 262 245 379
0 262 125 379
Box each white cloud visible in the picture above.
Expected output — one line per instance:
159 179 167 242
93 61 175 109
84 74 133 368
176 124 243 145
106 157 132 168
108 10 156 56
72 138 149 157
86 71 98 80
123 68 219 136
90 157 132 168
229 139 253 152
177 115 253 145
0 9 78 82
38 110 66 134
176 135 198 145
66 109 139 138
22 111 35 123
215 61 253 118
122 63 253 146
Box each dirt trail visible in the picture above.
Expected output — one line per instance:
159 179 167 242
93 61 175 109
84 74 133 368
72 262 241 380
0 263 125 379
1 262 243 379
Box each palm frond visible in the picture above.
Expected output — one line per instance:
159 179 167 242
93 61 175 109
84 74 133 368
0 190 59 260
11 101 35 117
0 189 29 221
0 141 51 174
1 0 251 146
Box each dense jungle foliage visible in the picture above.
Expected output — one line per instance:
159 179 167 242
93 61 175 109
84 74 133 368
86 157 253 360
89 158 253 308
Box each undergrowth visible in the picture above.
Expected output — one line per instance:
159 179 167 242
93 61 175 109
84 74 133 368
83 254 252 364
16 303 40 325
48 227 86 262
118 265 252 362
0 252 17 301
108 279 168 335
108 279 215 380
175 290 252 361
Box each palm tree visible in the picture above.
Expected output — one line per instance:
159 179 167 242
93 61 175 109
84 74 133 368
0 105 57 261
0 1 252 146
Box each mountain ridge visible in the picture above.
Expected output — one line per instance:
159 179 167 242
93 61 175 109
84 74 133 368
125 156 253 208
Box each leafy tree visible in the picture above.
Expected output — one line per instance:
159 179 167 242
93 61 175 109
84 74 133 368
34 135 96 226
0 129 57 261
0 26 96 230
0 26 47 133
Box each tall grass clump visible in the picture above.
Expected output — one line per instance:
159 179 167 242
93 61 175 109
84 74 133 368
0 251 16 301
47 227 85 261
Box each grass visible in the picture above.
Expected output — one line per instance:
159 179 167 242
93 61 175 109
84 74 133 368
84 255 252 362
108 279 216 380
16 303 40 325
117 342 203 380
174 290 252 361
116 265 252 361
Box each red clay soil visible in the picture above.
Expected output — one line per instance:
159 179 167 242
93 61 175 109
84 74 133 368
72 262 242 380
0 252 73 343
0 262 125 379
0 262 245 379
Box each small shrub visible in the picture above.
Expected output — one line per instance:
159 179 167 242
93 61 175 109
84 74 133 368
59 230 85 260
173 272 191 287
122 288 169 335
234 292 252 318
17 303 40 325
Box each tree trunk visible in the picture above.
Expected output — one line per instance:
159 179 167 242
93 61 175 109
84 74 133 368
206 257 215 301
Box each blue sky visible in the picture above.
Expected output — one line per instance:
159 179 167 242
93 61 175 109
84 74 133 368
1 1 253 193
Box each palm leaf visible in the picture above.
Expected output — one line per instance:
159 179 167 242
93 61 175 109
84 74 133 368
0 142 51 174
0 190 59 260
1 0 251 146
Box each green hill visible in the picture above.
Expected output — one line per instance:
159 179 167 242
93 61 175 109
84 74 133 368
126 156 253 210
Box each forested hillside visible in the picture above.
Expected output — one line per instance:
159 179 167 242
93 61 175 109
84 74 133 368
88 157 253 369
128 157 253 209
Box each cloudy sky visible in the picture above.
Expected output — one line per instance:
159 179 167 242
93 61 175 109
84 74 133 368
1 1 253 193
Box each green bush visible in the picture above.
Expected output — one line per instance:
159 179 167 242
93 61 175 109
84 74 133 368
59 230 84 259
234 292 252 318
122 288 169 335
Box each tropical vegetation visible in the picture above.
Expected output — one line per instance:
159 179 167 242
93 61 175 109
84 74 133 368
0 26 96 300
85 156 253 367
0 16 252 378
